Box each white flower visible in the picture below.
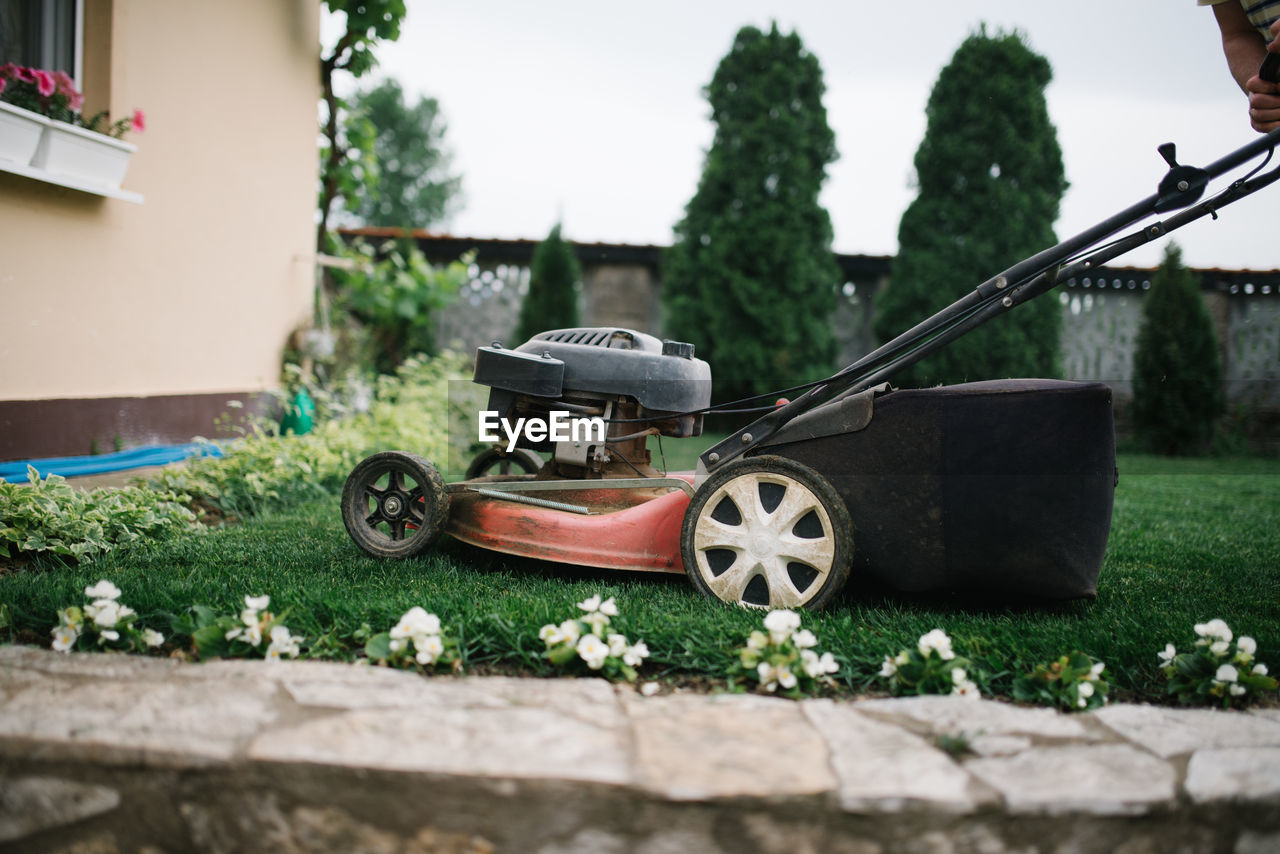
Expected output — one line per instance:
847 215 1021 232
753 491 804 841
1194 619 1232 644
389 638 406 653
878 655 898 678
1089 661 1106 680
1215 663 1239 683
245 622 263 647
952 678 980 699
1078 681 1095 700
802 649 839 678
98 629 120 643
763 609 801 644
1229 684 1246 697
1236 636 1257 663
776 664 797 690
84 580 122 601
757 661 779 691
265 625 300 660
415 635 445 665
577 594 618 617
1210 640 1231 657
1158 643 1177 664
950 667 970 688
539 624 561 644
240 609 261 628
88 600 121 629
57 607 82 631
392 607 441 640
746 630 768 651
244 594 270 612
918 628 956 661
225 626 244 641
143 629 164 648
607 633 629 657
639 681 660 697
558 619 582 646
623 641 649 667
51 625 77 653
793 629 818 649
577 634 609 669
1253 663 1269 676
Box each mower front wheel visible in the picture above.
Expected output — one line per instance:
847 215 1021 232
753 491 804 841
681 455 853 611
342 451 449 559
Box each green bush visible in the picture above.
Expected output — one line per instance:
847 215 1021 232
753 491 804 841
1131 243 1224 454
0 468 195 564
514 223 581 343
150 351 474 520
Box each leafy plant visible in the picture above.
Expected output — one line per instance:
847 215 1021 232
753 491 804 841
0 63 142 137
1013 651 1109 711
178 594 302 661
879 628 981 698
730 609 840 697
1 467 196 564
365 606 462 671
50 580 165 653
539 594 650 682
1159 619 1277 707
330 235 466 374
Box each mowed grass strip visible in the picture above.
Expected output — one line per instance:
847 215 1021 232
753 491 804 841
2 454 1276 703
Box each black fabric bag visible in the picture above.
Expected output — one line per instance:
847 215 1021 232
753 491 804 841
761 379 1115 600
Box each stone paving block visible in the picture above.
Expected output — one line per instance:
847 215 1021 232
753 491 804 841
0 668 280 766
1184 747 1280 804
856 694 1093 740
249 686 631 784
1093 703 1280 758
0 775 120 843
622 692 835 800
803 699 984 813
0 644 180 681
964 744 1176 816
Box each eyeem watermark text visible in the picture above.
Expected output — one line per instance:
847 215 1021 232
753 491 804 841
478 410 607 452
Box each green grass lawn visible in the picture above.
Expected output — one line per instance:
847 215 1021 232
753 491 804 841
2 452 1277 704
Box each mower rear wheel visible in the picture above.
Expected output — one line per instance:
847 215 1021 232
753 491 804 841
464 447 544 479
342 451 449 559
681 455 853 611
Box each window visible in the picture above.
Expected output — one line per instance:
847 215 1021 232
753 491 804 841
0 0 81 79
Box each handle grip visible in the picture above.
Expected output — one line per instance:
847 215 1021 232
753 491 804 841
1262 51 1280 84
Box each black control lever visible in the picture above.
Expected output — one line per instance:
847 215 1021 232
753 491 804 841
1262 52 1280 84
1154 142 1210 213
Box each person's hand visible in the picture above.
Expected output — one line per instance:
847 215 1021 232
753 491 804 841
1245 19 1280 132
1245 76 1280 132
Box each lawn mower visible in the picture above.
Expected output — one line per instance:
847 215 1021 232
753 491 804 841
342 122 1280 611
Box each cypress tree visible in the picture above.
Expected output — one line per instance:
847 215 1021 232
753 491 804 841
1132 243 1224 454
515 224 581 343
664 23 840 402
874 27 1067 387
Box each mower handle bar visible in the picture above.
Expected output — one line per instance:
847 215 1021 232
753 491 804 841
698 124 1280 478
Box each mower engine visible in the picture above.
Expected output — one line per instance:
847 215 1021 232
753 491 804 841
473 327 711 478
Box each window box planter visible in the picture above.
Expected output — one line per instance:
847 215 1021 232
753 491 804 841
0 101 51 167
31 119 136 190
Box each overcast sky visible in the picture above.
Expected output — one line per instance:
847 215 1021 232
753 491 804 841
330 1 1278 271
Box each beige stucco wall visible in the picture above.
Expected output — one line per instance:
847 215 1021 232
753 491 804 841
0 0 319 401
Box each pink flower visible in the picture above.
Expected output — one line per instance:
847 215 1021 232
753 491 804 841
32 69 55 97
131 109 146 132
52 70 83 110
13 65 36 84
0 78 6 98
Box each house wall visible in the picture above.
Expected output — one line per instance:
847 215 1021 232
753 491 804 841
0 0 319 458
